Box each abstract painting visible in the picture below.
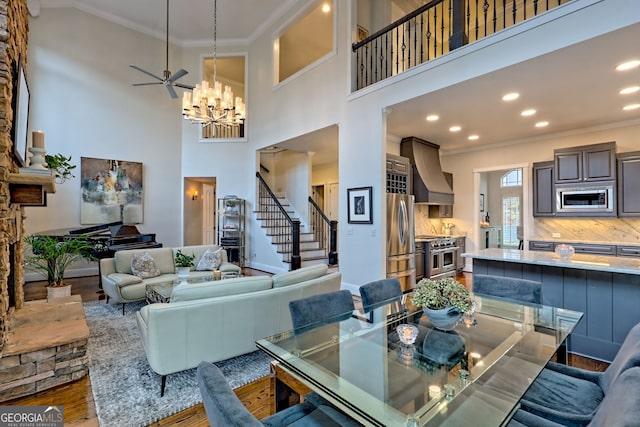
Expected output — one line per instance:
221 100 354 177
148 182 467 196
80 157 143 224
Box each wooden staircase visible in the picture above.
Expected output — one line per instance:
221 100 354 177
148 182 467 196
255 195 329 268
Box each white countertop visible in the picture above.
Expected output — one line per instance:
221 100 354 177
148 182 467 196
462 248 640 275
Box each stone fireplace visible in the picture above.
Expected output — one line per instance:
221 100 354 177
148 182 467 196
0 0 30 352
0 0 89 402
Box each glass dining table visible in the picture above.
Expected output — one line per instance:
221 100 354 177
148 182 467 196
256 294 583 427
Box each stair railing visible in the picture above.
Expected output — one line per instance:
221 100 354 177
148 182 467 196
308 197 338 266
352 0 572 90
256 172 301 270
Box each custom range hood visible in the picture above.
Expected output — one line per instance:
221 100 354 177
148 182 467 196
400 136 454 205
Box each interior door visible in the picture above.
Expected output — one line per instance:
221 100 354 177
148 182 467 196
327 183 339 220
202 184 216 245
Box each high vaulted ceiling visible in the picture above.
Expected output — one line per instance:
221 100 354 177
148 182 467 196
33 0 292 45
32 1 640 158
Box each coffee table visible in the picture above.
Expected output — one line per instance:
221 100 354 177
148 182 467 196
145 275 215 303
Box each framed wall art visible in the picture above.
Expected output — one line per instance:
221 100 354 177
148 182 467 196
12 56 29 167
80 157 143 224
480 193 485 212
347 186 372 224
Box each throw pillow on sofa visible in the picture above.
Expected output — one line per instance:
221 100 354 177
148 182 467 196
131 252 161 278
196 248 223 271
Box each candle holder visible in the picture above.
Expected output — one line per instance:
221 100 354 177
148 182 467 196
397 324 419 345
28 147 48 170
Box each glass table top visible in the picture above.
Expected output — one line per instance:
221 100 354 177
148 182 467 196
256 294 583 427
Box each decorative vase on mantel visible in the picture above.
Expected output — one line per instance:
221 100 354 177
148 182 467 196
47 284 72 299
423 306 463 331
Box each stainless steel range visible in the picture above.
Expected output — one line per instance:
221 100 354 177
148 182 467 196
420 236 458 279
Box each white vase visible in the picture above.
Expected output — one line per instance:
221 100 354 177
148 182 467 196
176 266 190 279
47 284 72 299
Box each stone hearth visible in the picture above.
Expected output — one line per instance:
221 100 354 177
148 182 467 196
0 295 89 401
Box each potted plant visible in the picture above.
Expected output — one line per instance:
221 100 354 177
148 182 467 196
45 153 76 184
174 250 195 279
24 235 97 298
411 277 472 330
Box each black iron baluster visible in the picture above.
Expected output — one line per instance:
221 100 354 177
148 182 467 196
474 0 479 41
523 0 527 20
385 32 390 80
426 9 432 60
466 0 471 41
492 0 497 33
396 27 400 74
483 0 489 38
374 38 379 84
401 22 406 73
512 0 517 25
534 0 539 15
419 13 424 64
433 7 438 58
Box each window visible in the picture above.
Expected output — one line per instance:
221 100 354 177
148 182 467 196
275 1 334 84
501 169 522 187
500 168 522 248
502 196 521 247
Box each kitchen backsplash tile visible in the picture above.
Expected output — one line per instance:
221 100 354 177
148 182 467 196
533 218 640 244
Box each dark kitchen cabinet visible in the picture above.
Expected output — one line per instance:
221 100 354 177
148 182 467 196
617 152 640 217
554 142 616 184
533 161 555 217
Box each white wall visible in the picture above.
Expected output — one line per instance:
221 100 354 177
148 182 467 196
25 0 640 284
26 8 183 249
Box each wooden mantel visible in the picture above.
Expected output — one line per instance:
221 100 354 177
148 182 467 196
8 171 56 206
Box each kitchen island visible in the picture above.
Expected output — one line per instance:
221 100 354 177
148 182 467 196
463 248 640 362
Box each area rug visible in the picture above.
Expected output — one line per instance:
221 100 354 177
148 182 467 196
83 300 272 426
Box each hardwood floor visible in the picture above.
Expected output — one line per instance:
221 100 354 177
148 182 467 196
5 271 609 426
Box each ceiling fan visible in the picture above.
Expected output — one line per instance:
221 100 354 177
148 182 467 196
129 0 193 99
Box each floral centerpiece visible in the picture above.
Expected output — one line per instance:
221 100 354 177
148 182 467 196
411 277 472 330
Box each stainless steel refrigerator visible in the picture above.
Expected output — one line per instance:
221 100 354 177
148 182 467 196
386 193 416 292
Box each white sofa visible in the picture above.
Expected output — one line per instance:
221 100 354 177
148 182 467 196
100 244 241 310
135 263 342 395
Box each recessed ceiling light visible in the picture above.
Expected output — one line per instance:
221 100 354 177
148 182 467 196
521 109 536 116
468 135 479 140
426 114 439 121
623 104 640 111
620 86 640 95
322 3 331 13
502 92 520 101
449 126 461 132
535 121 549 128
616 60 640 71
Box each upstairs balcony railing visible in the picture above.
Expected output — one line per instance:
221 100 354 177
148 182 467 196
352 0 571 90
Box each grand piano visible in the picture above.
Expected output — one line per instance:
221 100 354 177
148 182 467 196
39 221 162 289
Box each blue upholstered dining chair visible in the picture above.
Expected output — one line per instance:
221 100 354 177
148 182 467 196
196 361 362 427
518 321 640 425
508 366 640 427
472 274 543 304
288 289 355 333
359 278 403 313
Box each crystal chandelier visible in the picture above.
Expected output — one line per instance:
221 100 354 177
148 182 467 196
182 0 246 135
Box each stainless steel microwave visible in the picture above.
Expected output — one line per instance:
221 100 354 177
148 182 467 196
556 184 614 213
